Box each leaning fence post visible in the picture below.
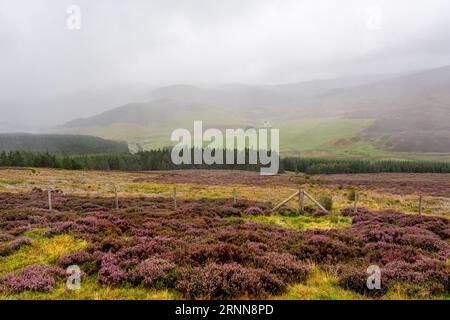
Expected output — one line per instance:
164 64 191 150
113 185 119 210
232 188 237 206
48 188 52 211
298 186 304 214
173 186 177 211
353 191 358 214
419 195 423 215
271 190 299 212
303 190 329 214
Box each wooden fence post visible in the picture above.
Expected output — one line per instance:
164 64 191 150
298 186 304 214
271 190 299 212
272 189 329 214
48 188 52 211
303 190 329 214
353 191 358 214
419 195 423 215
232 188 237 206
173 186 177 211
114 185 119 210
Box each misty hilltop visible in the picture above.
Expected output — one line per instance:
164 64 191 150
57 65 450 157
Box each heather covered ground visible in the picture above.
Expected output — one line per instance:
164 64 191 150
0 169 449 299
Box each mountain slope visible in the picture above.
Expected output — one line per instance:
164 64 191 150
310 66 450 152
59 66 450 154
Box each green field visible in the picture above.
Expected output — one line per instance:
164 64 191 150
62 116 450 161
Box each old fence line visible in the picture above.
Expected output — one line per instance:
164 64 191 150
45 185 427 215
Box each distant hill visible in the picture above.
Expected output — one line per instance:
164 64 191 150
59 65 450 156
312 65 450 152
0 133 129 154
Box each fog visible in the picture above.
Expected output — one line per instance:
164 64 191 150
1 0 450 128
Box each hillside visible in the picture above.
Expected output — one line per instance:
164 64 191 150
312 65 450 152
59 65 450 156
0 133 129 154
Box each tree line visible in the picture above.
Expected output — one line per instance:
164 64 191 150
0 133 128 154
282 157 450 174
0 149 268 171
2 149 450 174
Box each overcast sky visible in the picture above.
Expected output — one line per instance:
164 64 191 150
1 0 450 127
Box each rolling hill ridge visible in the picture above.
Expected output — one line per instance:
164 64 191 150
59 65 450 156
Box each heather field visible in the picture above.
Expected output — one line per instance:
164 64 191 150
0 168 449 300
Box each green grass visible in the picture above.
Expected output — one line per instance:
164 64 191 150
277 117 374 154
0 276 179 300
273 265 365 300
63 116 374 154
0 179 23 186
0 228 87 276
63 110 256 150
237 214 352 230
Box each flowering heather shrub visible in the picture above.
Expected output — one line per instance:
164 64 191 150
362 242 423 265
130 257 175 288
26 215 45 225
115 236 181 264
98 253 126 286
161 220 189 232
352 210 450 239
303 235 358 263
400 232 448 254
0 219 29 231
9 236 31 250
175 202 217 218
180 243 246 266
245 241 269 254
115 219 136 233
382 259 450 292
252 252 310 283
338 266 387 297
353 223 404 243
412 259 450 293
100 236 124 253
0 236 31 256
244 206 264 215
43 221 73 238
0 243 11 256
340 207 370 217
216 228 270 246
79 250 105 275
0 232 14 242
176 262 285 299
0 191 448 297
0 265 65 293
396 216 450 240
95 219 122 237
1 210 29 221
76 216 99 226
57 250 91 268
218 206 241 217
337 209 450 296
350 217 449 260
